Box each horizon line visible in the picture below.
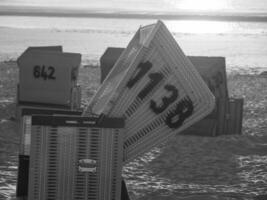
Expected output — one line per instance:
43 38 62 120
1 5 267 22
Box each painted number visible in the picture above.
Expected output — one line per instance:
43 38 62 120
127 61 152 88
33 65 56 80
150 84 178 114
165 96 194 129
138 72 164 100
127 61 194 129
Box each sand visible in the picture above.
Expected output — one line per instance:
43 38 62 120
0 60 267 199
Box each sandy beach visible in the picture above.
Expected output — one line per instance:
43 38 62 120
0 2 267 197
0 59 266 199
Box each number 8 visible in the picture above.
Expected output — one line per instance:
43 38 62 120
165 96 194 129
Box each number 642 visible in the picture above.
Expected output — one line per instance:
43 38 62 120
33 65 56 80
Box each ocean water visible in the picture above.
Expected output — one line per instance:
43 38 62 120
1 0 267 13
0 15 267 72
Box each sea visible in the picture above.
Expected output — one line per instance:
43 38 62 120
0 2 267 71
0 0 267 199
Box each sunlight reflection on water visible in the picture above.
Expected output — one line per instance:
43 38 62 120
166 20 232 34
165 20 267 35
174 0 228 11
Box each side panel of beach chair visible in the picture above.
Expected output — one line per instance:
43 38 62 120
100 47 125 83
182 56 229 136
16 108 82 197
27 115 124 200
226 98 244 135
16 154 30 197
19 108 82 156
84 21 215 163
71 85 82 110
16 84 82 121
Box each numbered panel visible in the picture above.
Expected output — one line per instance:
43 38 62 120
99 50 229 137
17 49 81 105
84 20 215 163
28 115 124 200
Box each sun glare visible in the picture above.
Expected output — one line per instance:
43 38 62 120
166 20 231 34
174 0 227 11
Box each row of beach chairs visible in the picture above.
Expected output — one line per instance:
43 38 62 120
15 21 243 200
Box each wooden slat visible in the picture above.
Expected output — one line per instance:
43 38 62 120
226 98 244 135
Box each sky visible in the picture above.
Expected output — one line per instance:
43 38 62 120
0 0 267 13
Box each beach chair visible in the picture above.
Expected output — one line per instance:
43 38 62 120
85 21 215 162
16 108 82 197
17 109 125 200
99 50 244 137
27 114 124 200
16 46 82 121
226 98 244 135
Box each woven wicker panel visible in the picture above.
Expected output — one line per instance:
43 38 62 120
28 115 124 200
